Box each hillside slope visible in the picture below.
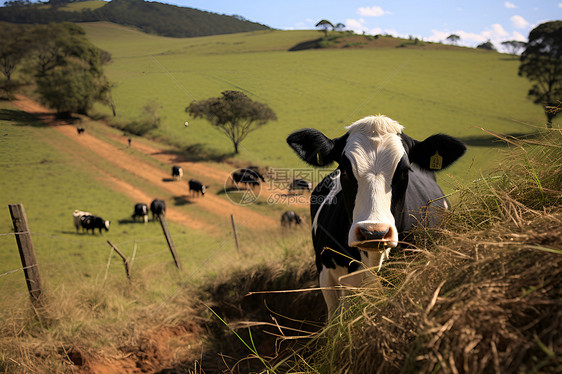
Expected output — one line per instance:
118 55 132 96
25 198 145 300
0 0 270 37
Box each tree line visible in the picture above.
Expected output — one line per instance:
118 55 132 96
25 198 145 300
0 0 270 38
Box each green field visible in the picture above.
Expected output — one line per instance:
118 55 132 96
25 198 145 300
2 23 553 305
0 100 232 312
80 22 553 186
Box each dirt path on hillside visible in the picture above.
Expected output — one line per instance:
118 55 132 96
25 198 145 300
12 95 277 231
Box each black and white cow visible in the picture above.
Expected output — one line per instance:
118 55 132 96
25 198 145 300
150 199 166 221
287 115 466 318
281 210 302 227
81 215 110 234
73 210 92 232
231 171 260 189
189 179 208 197
132 203 149 223
172 166 183 181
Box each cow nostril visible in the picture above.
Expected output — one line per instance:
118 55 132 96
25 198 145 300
356 224 392 241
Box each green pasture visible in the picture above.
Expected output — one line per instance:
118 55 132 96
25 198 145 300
0 101 233 312
79 23 554 186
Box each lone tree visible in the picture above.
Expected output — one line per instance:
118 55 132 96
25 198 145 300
501 40 526 55
316 19 334 37
186 90 277 154
518 21 562 127
446 34 460 45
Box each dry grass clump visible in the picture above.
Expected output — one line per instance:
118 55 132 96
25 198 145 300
0 265 203 373
191 250 324 373
283 129 561 373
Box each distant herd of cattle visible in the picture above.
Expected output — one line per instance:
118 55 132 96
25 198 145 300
72 164 303 234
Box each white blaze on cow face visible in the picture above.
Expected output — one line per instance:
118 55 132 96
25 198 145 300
343 115 405 250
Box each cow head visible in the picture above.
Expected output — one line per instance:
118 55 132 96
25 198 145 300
287 115 466 252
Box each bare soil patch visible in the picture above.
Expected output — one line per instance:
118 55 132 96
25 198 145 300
12 95 277 232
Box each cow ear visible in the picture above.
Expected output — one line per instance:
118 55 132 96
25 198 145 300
287 128 339 166
409 134 466 171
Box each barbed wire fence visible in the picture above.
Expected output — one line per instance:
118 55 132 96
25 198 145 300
0 204 246 313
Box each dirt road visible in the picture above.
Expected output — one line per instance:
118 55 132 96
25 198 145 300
12 95 277 232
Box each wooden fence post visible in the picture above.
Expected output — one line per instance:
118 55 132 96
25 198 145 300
106 241 131 281
230 214 240 253
157 214 182 270
8 204 43 306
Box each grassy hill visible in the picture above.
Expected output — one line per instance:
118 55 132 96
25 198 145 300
75 22 553 187
0 0 270 37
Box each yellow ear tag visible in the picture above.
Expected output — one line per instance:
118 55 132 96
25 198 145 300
316 153 323 165
430 151 443 170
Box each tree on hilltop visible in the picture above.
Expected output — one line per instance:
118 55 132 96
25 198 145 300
316 19 334 37
501 40 526 55
477 40 496 51
446 34 460 45
186 90 277 154
518 21 562 127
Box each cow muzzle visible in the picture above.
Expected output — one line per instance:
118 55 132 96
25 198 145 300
350 223 396 251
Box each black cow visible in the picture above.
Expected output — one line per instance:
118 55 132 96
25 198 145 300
80 215 110 234
241 167 265 182
150 199 166 221
287 115 466 318
172 166 183 181
189 179 208 196
281 210 302 227
231 171 260 189
289 178 312 193
77 128 85 135
132 203 148 223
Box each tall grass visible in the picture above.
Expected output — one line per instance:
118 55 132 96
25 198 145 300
275 129 561 373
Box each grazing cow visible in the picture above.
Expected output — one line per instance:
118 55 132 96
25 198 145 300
150 199 166 221
287 115 466 318
242 167 266 182
172 166 183 181
281 210 302 227
80 215 110 234
289 178 312 193
231 171 260 189
189 179 208 196
132 203 149 223
72 210 92 232
77 128 85 135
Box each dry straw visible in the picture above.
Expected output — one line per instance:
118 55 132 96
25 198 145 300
276 129 561 373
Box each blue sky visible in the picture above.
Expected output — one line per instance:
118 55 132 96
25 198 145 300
2 1 561 51
165 0 562 50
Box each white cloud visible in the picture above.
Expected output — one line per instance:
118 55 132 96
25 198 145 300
357 6 390 17
511 31 526 42
559 3 562 7
511 15 529 29
346 18 365 33
504 1 518 8
428 23 528 52
345 18 396 36
488 23 509 37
